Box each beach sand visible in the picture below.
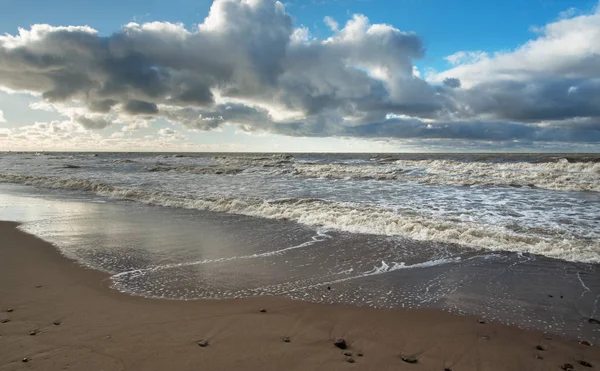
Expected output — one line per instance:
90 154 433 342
0 221 597 371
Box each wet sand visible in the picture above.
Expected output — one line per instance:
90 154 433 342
0 221 598 371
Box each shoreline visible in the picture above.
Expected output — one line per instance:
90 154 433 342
0 221 598 370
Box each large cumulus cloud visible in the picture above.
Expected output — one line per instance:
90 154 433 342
429 7 600 135
0 0 599 144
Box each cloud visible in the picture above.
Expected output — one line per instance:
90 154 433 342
0 109 5 123
442 77 461 88
426 7 600 137
158 128 176 136
342 116 600 143
0 0 599 146
157 127 186 140
324 16 339 31
74 114 113 130
444 51 488 66
123 100 159 115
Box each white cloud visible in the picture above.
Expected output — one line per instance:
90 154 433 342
158 128 176 136
324 16 339 31
0 109 5 123
432 11 600 87
444 51 488 66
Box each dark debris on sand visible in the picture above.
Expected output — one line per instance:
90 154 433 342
1 318 10 323
345 357 355 363
579 360 593 368
561 364 574 370
535 345 545 351
334 338 347 349
259 308 267 313
29 329 38 336
589 318 600 325
401 356 418 364
282 337 291 343
197 340 209 347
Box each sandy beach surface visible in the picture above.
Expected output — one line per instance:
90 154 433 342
0 221 598 371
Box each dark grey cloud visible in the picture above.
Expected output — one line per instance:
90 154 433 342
342 117 600 142
0 0 599 144
443 77 461 88
459 78 600 122
123 100 159 115
75 114 112 130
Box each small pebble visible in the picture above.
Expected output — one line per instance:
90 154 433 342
589 318 600 325
401 356 418 364
536 354 544 360
477 319 485 324
1 319 10 324
561 363 574 370
579 360 593 368
197 340 209 347
35 285 42 288
580 340 591 346
29 330 38 336
327 286 331 290
282 337 291 343
444 368 452 371
535 345 545 351
5 308 13 313
343 351 353 357
357 353 363 357
259 308 267 313
53 320 61 326
548 294 554 298
345 357 355 364
21 358 28 363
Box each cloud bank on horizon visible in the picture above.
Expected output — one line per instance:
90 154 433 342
0 0 599 150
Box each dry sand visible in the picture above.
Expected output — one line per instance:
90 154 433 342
0 221 598 370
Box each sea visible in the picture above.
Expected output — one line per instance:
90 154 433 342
0 152 599 341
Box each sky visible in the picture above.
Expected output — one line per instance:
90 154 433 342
0 0 599 152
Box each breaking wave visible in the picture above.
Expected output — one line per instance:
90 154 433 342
126 155 600 192
292 160 600 192
1 173 598 263
144 165 245 175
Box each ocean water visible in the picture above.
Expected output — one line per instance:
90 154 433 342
0 152 599 340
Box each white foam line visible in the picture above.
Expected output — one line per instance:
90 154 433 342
282 257 462 295
577 271 592 298
591 294 600 318
111 230 330 280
